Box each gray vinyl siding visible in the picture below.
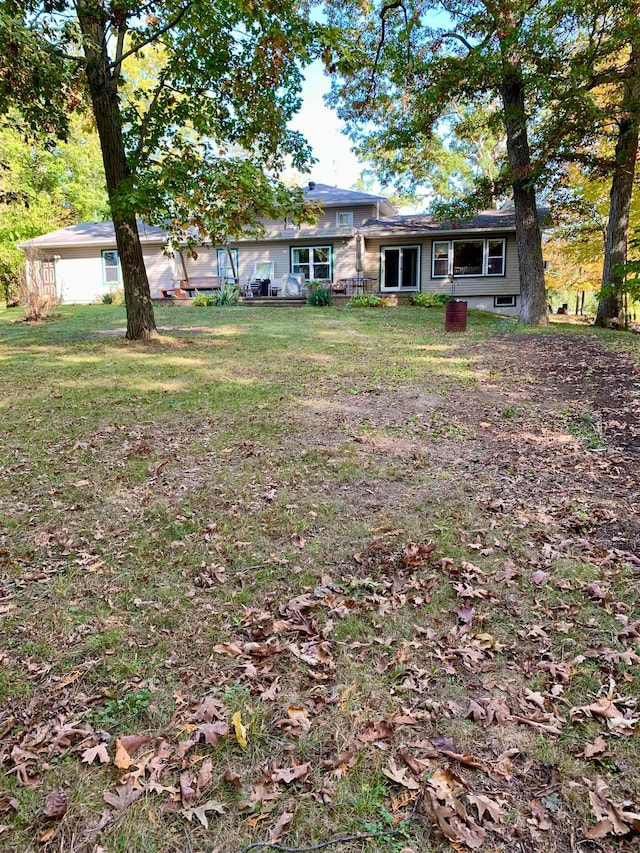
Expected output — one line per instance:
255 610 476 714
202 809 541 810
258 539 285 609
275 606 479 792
183 238 356 284
362 234 520 295
426 235 519 296
260 204 377 232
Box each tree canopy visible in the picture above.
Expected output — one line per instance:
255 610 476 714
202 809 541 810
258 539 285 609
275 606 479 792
0 1 323 337
0 113 108 303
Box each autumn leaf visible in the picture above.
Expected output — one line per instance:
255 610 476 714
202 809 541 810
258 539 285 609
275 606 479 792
382 758 420 790
113 740 132 770
81 744 110 765
103 784 143 811
271 762 310 784
196 721 229 746
291 533 306 549
530 570 550 585
269 810 294 843
181 799 225 829
583 736 608 759
43 790 67 821
118 734 154 755
287 705 311 733
232 711 247 748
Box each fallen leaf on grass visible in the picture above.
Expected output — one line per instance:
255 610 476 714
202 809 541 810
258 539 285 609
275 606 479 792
82 744 110 765
232 712 247 748
196 722 229 746
468 793 505 823
383 758 420 790
43 790 67 821
455 604 474 626
570 697 637 733
530 570 550 585
271 762 310 784
0 795 18 815
269 811 294 843
103 784 143 811
114 740 132 770
583 736 608 759
287 705 311 733
119 734 154 754
181 799 225 829
425 767 486 850
291 533 306 549
528 798 553 830
585 777 640 838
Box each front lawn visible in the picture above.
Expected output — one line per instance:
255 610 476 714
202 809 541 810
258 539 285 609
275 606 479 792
1 304 638 852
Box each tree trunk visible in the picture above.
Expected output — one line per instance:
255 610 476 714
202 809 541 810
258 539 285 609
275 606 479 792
595 43 640 327
77 3 157 340
498 28 548 326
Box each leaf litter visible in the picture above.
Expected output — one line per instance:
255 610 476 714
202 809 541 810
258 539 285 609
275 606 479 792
1 327 640 850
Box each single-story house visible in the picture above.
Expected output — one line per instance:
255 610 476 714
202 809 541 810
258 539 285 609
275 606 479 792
19 182 532 315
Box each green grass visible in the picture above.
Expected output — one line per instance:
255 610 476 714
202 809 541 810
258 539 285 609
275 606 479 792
0 304 639 852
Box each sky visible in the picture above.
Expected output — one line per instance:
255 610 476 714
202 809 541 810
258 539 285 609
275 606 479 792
288 60 364 191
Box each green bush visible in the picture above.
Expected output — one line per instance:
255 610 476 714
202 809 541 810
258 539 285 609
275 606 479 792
210 284 241 305
192 285 241 307
307 286 333 306
346 294 384 308
411 292 449 307
192 293 213 306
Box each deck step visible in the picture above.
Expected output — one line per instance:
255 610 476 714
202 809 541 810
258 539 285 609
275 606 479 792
239 297 306 307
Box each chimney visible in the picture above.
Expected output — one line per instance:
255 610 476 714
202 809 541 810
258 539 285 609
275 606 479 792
308 181 316 191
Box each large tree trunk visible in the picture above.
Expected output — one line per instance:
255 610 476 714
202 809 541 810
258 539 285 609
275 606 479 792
499 26 548 326
595 43 640 327
77 3 157 341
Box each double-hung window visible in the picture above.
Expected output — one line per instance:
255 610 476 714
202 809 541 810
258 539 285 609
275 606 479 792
102 250 120 286
291 246 332 281
431 238 506 277
336 211 354 227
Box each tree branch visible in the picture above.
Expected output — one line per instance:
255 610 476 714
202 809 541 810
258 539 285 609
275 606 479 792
108 2 194 70
134 67 171 160
365 0 409 103
112 25 127 81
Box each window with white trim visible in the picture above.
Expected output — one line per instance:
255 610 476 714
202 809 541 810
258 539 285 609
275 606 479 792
431 238 506 277
291 246 332 281
494 295 516 307
336 211 353 227
102 250 120 285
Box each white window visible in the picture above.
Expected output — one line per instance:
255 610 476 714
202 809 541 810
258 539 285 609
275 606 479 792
102 250 120 285
291 246 332 281
432 241 450 277
336 211 354 227
431 238 506 278
494 295 516 307
487 240 506 275
381 245 421 290
217 248 239 284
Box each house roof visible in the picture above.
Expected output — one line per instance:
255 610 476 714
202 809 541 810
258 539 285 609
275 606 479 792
304 182 397 216
360 207 549 237
18 220 167 249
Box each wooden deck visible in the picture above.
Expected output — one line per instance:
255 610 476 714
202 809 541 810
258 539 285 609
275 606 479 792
153 296 308 308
